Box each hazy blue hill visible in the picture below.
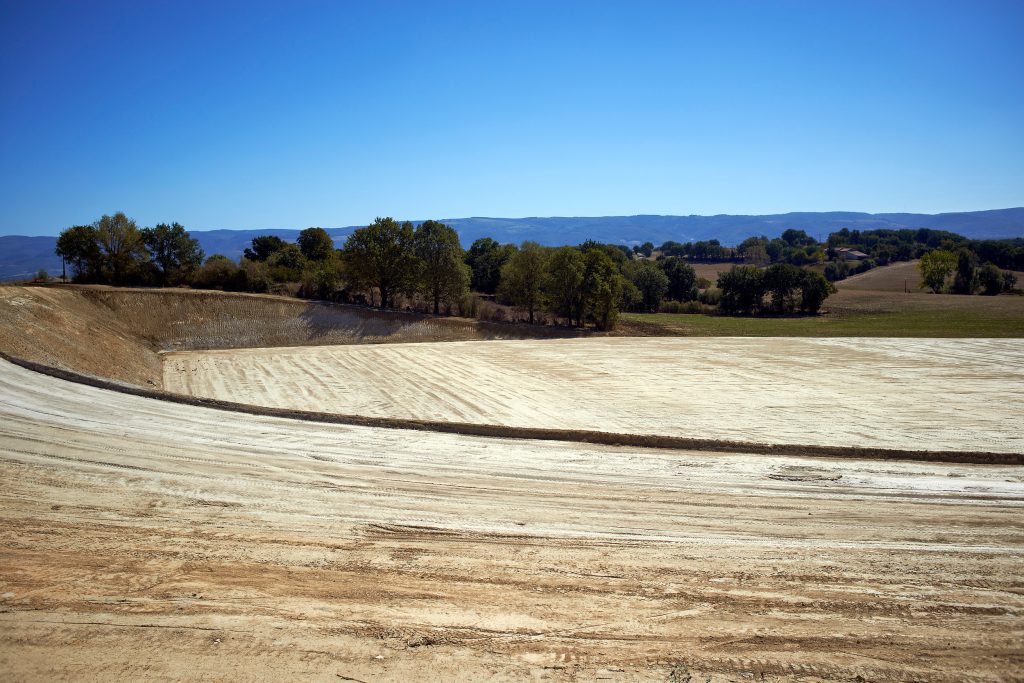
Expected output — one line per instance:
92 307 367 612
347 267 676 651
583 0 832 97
3 208 1022 281
0 236 64 281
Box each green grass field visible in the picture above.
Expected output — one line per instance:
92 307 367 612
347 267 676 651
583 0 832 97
618 268 1024 337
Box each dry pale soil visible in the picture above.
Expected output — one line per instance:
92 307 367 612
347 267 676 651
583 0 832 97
163 337 1024 454
1 358 1023 681
1 285 1023 682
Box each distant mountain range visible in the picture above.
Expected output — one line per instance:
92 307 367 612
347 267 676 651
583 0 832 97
3 208 1022 281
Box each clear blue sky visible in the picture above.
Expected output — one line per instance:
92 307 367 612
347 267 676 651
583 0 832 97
1 0 1022 235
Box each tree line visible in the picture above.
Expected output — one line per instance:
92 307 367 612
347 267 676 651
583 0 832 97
56 213 204 286
918 249 1017 295
73 211 1024 327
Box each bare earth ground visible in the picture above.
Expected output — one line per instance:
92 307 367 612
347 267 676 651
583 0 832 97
2 359 1023 681
0 286 578 388
163 337 1024 454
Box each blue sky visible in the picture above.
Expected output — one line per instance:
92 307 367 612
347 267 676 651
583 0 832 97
1 0 1022 235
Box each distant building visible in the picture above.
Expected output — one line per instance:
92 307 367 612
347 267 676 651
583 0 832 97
835 247 869 260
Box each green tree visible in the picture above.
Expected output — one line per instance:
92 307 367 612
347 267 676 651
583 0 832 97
717 265 765 314
762 263 804 312
799 271 835 313
55 225 102 282
978 263 1004 296
141 222 203 285
497 241 548 324
243 235 286 261
192 254 241 290
918 250 956 293
300 256 343 299
545 246 586 326
297 227 335 261
341 217 419 309
465 237 516 294
660 258 698 301
267 243 306 282
582 249 623 330
96 212 148 284
780 229 817 247
951 248 978 295
624 260 669 312
414 220 469 314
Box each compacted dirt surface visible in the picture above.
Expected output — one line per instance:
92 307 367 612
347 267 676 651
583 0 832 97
0 285 579 388
2 358 1023 681
163 337 1024 454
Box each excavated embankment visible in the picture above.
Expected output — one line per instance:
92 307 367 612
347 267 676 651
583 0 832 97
0 285 578 387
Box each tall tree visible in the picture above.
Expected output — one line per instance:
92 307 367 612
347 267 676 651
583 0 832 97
95 212 147 284
545 246 586 326
413 220 469 314
341 217 419 309
661 258 698 301
243 235 286 261
582 249 623 330
141 222 204 285
799 272 836 313
497 241 548 324
717 265 765 314
55 225 102 282
762 263 804 312
624 260 669 312
951 248 978 294
465 237 516 294
297 227 335 261
918 250 956 293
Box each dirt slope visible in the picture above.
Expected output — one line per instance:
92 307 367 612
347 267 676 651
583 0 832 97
2 358 1022 681
163 337 1024 454
0 285 577 387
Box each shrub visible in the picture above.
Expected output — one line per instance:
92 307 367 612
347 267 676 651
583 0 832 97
698 287 721 306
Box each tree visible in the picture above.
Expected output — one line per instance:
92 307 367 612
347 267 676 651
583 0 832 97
297 227 335 261
780 229 817 247
497 241 548 324
300 256 343 299
96 212 147 284
918 250 956 293
738 236 771 266
717 265 765 314
762 263 804 313
661 258 698 301
624 260 669 312
192 254 241 290
951 249 978 295
414 220 469 314
799 271 835 313
267 243 306 282
977 263 1016 296
341 217 419 309
141 222 203 285
545 246 586 326
465 237 516 294
244 235 286 261
582 249 623 330
55 225 102 281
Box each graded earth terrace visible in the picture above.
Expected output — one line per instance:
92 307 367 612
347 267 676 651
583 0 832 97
163 337 1024 454
1 284 1023 681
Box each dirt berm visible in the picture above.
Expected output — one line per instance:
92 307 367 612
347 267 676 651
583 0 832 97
0 285 579 387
